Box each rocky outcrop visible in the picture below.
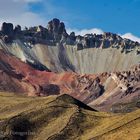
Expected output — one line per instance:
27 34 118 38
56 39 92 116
14 25 22 37
1 22 14 43
0 19 140 113
0 18 139 74
47 18 67 42
88 64 140 112
0 19 139 53
1 22 14 36
0 38 139 74
0 49 139 112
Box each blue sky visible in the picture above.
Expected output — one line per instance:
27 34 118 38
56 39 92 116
28 0 140 37
0 0 140 42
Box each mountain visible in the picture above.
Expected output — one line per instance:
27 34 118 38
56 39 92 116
0 18 140 139
0 92 140 140
0 20 140 112
0 19 140 74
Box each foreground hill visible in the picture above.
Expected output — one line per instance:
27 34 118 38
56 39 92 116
0 92 140 140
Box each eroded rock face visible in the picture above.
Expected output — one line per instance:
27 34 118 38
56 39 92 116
47 18 67 42
47 18 66 34
0 19 140 113
0 49 105 100
0 49 139 112
0 19 139 53
0 19 139 74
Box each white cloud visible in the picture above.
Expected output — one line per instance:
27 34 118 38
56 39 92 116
121 33 140 43
67 28 140 43
0 0 140 44
0 0 47 28
8 12 46 27
67 28 104 36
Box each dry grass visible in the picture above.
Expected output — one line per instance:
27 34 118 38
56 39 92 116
0 92 139 140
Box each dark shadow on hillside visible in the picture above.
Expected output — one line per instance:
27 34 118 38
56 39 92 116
26 60 51 72
5 117 33 140
57 94 97 112
58 44 76 72
41 84 60 95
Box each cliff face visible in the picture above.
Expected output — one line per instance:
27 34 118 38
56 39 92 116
0 18 140 74
0 49 139 112
0 19 140 112
0 40 139 74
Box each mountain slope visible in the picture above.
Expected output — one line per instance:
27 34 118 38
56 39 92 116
0 18 140 113
0 92 140 140
0 49 139 112
0 19 140 74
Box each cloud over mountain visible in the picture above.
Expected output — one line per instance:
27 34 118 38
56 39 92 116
0 0 46 27
0 0 140 44
67 28 104 36
121 33 140 43
68 28 140 43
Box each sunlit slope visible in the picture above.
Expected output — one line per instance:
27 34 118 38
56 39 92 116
0 40 140 74
0 92 140 140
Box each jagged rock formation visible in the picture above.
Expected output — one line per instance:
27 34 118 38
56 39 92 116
0 18 140 73
1 19 140 51
0 18 140 112
0 49 139 112
89 65 140 112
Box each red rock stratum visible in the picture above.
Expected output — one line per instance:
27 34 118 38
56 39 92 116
0 49 139 112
